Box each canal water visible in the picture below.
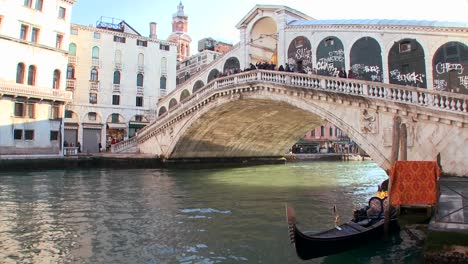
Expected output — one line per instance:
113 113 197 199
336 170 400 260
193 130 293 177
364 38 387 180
0 161 423 263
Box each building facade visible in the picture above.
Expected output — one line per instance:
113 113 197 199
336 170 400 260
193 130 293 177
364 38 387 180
66 19 177 153
176 49 221 86
167 1 191 62
0 0 75 155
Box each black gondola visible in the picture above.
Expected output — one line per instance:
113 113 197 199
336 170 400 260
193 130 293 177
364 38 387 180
286 197 399 260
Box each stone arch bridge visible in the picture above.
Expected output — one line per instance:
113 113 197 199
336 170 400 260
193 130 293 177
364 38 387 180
115 70 468 176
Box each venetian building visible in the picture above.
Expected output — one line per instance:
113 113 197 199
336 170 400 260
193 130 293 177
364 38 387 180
167 1 192 62
0 0 76 155
66 18 177 153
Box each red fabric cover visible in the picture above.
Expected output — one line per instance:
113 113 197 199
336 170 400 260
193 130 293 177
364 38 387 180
389 161 442 206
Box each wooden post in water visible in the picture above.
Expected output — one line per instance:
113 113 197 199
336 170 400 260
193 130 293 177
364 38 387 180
385 116 401 237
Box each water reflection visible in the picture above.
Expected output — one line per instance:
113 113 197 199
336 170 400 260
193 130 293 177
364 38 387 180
0 161 423 263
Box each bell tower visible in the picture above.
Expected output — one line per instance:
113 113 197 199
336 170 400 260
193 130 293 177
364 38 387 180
168 1 192 62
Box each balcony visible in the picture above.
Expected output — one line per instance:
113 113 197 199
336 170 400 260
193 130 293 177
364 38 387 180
0 80 72 102
138 65 144 72
137 86 144 95
113 84 121 93
115 63 122 70
160 89 167 97
89 81 99 92
68 56 77 64
66 79 76 91
92 58 100 67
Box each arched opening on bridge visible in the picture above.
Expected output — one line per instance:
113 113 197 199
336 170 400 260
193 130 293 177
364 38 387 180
432 41 468 94
388 38 427 88
180 89 191 102
249 16 278 65
316 36 345 76
287 36 312 73
350 37 383 82
207 69 220 83
169 98 178 109
158 106 167 116
223 57 240 73
193 80 205 93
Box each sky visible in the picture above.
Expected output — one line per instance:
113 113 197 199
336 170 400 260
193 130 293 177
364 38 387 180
71 0 468 55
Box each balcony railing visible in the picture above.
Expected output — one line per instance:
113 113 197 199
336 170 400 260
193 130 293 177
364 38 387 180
138 65 144 72
89 81 99 92
113 84 121 93
115 63 122 70
0 81 72 102
92 58 100 67
159 89 167 97
68 56 77 64
137 86 144 95
66 79 76 90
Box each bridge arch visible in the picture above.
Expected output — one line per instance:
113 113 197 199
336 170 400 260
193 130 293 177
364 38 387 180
207 69 220 83
432 41 468 94
316 36 345 76
168 98 178 109
249 16 278 65
180 89 191 102
158 106 167 116
223 57 241 73
350 36 383 82
287 36 312 72
193 80 205 93
388 38 427 88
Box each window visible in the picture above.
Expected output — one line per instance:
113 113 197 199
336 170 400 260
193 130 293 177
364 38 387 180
50 105 60 119
320 126 325 137
399 41 411 53
14 103 35 118
311 130 315 137
325 38 334 47
88 112 97 121
53 69 60 89
16 63 25 84
50 131 59 141
93 32 100 39
135 115 143 122
14 102 24 117
137 39 147 47
27 65 36 85
65 110 73 118
23 0 32 7
26 103 34 118
113 36 126 43
112 95 120 105
56 34 63 49
58 7 66 19
69 43 76 55
90 68 98 81
136 96 143 107
137 73 144 87
14 129 23 140
113 71 121 84
160 76 166 90
67 65 75 79
31 27 39 43
111 113 119 123
24 130 34 140
35 0 43 11
89 93 97 104
329 127 333 137
20 24 28 40
92 46 99 58
160 44 170 51
71 28 78 35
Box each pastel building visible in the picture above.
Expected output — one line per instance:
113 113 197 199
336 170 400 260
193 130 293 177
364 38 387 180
0 0 75 155
66 18 177 153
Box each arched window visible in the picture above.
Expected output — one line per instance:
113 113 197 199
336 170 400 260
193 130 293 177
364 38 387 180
90 68 98 81
27 65 36 85
52 69 60 89
69 43 77 56
115 50 122 64
113 71 121 84
137 73 144 87
67 65 75 79
92 46 99 59
138 53 144 66
16 63 25 84
160 76 167 90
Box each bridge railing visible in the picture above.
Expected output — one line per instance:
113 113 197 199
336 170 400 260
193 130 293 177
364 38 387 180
133 69 467 147
112 136 138 153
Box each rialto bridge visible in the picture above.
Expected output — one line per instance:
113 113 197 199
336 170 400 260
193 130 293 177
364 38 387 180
113 5 468 176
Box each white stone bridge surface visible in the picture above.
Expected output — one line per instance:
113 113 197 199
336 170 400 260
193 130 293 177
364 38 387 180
114 69 468 176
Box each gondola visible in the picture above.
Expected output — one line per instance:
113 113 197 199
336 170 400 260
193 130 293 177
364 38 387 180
286 197 399 260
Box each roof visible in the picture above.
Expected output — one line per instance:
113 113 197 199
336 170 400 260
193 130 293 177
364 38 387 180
236 5 313 29
288 19 468 28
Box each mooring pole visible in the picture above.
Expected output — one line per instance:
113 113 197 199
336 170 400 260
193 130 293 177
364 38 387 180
385 115 401 237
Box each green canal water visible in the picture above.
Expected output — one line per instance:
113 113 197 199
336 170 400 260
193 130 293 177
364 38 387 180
0 161 423 263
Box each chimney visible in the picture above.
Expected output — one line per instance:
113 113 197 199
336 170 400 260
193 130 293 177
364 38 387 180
149 22 157 39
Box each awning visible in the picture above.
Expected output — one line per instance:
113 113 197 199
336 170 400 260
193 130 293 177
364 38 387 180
129 122 148 128
107 123 127 129
82 123 103 129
